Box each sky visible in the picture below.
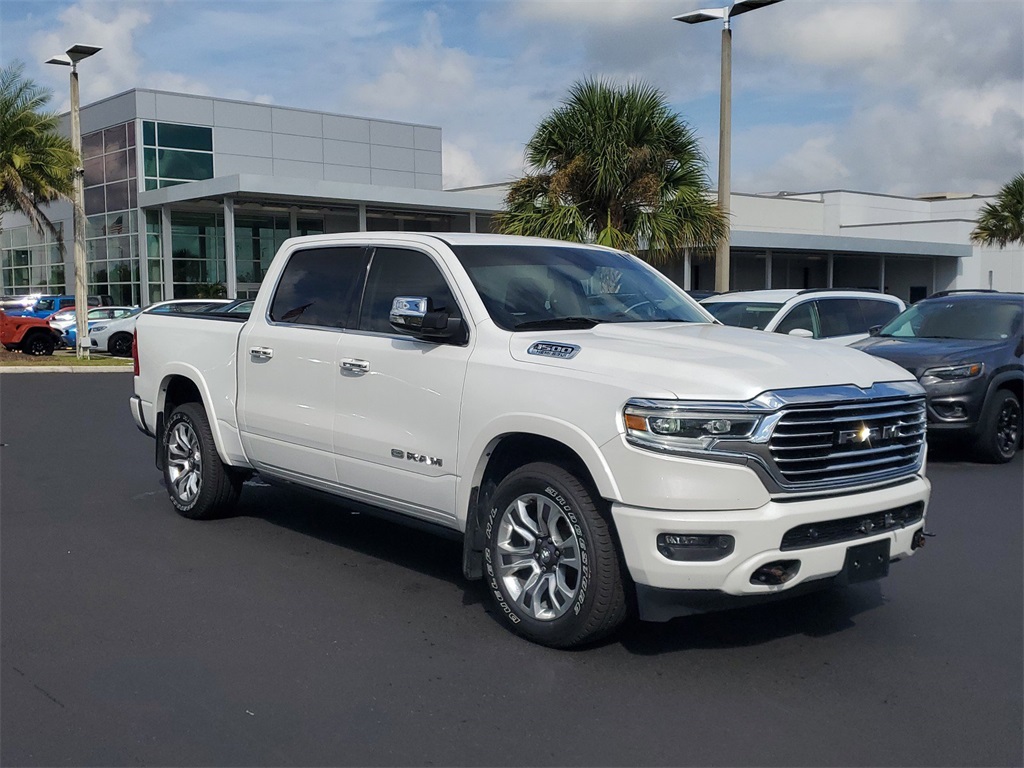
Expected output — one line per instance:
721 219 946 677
1 0 1021 198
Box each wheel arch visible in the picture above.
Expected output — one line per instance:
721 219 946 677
459 420 621 581
155 368 233 467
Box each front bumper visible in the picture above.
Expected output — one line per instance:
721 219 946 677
612 474 930 621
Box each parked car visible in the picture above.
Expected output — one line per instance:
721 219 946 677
8 294 113 318
78 299 231 356
701 289 906 345
851 291 1024 462
0 294 41 312
0 311 64 355
48 305 136 334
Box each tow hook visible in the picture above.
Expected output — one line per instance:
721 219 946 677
912 529 936 550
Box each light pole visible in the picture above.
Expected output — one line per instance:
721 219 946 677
675 0 783 293
46 44 102 359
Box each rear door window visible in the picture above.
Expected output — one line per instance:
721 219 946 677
815 299 865 338
269 246 368 329
860 299 901 328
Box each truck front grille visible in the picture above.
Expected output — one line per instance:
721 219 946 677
768 397 926 489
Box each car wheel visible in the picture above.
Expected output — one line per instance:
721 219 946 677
23 332 55 356
975 390 1021 463
483 462 627 648
163 402 241 519
108 332 133 357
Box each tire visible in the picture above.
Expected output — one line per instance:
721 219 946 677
108 332 133 357
23 332 55 356
974 390 1021 463
162 402 241 519
483 462 627 648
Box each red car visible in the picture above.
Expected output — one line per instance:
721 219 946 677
0 310 64 356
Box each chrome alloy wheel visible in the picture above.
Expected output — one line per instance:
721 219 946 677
496 493 582 621
166 420 203 505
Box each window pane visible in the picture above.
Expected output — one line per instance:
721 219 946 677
144 147 157 178
104 150 127 182
126 120 136 148
106 181 130 212
359 247 460 334
103 124 127 152
816 299 864 338
860 299 901 328
157 123 213 151
82 131 104 159
84 156 104 187
84 185 105 215
774 302 817 337
143 121 156 146
269 246 366 328
157 149 214 181
127 148 136 179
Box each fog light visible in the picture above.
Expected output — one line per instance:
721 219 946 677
657 533 735 561
750 560 801 586
933 401 967 420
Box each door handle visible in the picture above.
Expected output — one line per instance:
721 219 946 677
340 358 370 374
249 346 274 359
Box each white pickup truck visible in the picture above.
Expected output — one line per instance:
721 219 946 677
131 232 931 648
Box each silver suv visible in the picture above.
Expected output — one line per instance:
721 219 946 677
701 289 906 345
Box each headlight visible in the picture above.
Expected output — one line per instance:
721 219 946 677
921 362 984 381
624 400 765 453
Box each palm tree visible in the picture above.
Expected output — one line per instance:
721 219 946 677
971 173 1024 249
498 78 726 264
0 61 77 241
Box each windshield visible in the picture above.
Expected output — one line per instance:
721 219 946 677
879 299 1023 341
449 244 708 331
702 301 784 330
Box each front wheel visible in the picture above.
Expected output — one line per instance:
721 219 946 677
23 332 55 356
975 391 1021 463
163 402 241 519
484 462 627 648
108 332 132 357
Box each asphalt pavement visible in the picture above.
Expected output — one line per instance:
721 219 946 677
1 372 1021 767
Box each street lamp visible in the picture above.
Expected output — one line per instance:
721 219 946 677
46 44 102 359
675 0 783 293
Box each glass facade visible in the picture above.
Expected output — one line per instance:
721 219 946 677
0 224 64 296
170 212 225 298
143 121 214 190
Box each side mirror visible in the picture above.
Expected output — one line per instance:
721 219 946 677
868 325 882 336
787 328 814 338
389 296 465 343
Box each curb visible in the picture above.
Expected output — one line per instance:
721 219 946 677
0 365 133 374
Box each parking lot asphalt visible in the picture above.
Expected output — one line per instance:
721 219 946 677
1 372 1022 767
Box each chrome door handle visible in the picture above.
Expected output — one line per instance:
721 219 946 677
249 346 274 359
340 358 370 373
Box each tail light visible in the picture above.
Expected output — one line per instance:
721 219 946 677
132 329 139 376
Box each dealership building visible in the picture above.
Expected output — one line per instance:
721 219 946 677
1 88 1021 305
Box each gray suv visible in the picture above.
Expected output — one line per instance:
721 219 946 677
852 291 1023 462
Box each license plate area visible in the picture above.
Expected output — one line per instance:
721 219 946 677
838 539 890 584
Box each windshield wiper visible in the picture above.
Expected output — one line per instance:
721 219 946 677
514 316 603 330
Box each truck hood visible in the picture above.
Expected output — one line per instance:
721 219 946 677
508 322 915 401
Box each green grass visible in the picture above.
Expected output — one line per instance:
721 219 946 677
0 349 132 367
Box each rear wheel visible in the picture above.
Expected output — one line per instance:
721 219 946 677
974 390 1021 463
23 332 55 356
163 402 241 519
108 332 132 357
483 462 627 648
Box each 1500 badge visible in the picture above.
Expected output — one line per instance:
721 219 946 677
391 449 443 467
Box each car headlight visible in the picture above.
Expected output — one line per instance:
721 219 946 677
623 399 766 453
921 362 984 381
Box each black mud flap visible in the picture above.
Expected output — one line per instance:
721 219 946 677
837 538 890 585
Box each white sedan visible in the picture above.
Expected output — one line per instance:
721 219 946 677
48 305 135 334
83 299 231 356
